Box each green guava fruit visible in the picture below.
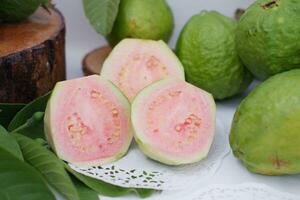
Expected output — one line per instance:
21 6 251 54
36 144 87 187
131 78 216 165
176 11 253 100
0 0 48 22
108 0 173 46
101 39 185 102
230 69 300 175
44 75 132 167
236 0 300 80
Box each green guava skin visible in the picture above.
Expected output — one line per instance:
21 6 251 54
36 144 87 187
0 0 47 22
108 0 174 46
230 69 300 175
176 11 253 100
236 0 300 80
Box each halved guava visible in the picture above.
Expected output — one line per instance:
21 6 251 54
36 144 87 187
101 39 185 102
44 75 132 166
131 78 216 165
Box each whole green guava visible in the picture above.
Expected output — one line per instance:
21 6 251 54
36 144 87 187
176 11 252 100
230 69 300 175
108 0 174 46
236 0 300 80
0 0 48 22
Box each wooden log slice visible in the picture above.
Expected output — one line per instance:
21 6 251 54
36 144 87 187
0 7 66 103
82 46 112 76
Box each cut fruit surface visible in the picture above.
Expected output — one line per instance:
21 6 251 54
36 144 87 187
131 78 216 165
101 39 185 101
44 75 132 166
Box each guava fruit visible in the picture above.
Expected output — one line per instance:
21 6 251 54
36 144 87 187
176 11 253 100
230 69 300 175
101 39 185 101
108 0 173 46
236 0 300 80
131 78 216 165
0 0 48 22
44 75 132 166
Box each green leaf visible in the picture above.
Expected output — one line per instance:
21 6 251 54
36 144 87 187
0 191 7 200
66 165 129 197
8 92 50 131
0 103 25 128
66 164 156 198
10 112 45 139
35 137 49 147
72 176 100 200
0 125 8 135
83 0 120 36
14 133 80 200
0 130 23 160
0 148 55 200
135 188 156 198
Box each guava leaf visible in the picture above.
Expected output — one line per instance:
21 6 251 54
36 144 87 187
0 134 24 161
82 0 120 36
35 137 49 147
0 130 24 160
71 177 100 200
66 164 156 198
10 112 45 139
0 0 49 22
14 133 80 200
135 188 156 198
0 125 8 135
0 148 55 200
0 103 25 128
0 192 7 200
8 92 51 131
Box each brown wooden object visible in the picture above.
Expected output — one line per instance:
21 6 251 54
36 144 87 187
82 46 112 76
0 7 66 103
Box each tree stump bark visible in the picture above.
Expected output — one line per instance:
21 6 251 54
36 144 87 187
82 46 111 76
0 7 66 103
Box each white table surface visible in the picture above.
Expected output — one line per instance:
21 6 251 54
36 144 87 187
53 0 300 199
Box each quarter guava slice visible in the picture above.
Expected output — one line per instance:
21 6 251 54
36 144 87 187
44 75 132 166
236 0 300 80
230 69 300 175
176 11 253 100
101 39 185 102
107 0 174 46
131 78 216 165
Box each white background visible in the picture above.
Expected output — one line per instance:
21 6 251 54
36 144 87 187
53 0 300 199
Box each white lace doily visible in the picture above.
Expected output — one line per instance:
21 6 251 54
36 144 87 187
69 119 229 190
177 183 300 200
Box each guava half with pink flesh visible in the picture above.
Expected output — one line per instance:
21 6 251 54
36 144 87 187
44 75 132 166
131 78 216 165
101 39 185 102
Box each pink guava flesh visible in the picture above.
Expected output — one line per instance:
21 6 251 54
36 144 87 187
132 78 216 165
101 39 185 101
44 75 132 166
